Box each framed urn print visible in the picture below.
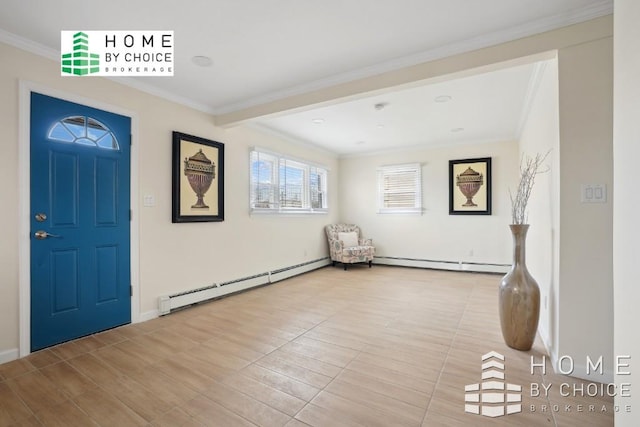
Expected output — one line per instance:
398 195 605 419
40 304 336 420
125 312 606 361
172 131 225 223
449 157 491 215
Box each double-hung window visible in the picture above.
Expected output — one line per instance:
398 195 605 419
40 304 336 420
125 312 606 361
250 148 328 213
377 163 422 214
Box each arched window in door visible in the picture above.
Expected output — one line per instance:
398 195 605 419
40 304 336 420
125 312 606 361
48 116 120 150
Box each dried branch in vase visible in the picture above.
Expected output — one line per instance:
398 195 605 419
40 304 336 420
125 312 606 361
510 151 550 225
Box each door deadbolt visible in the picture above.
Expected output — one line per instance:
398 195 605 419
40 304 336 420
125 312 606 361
35 213 47 222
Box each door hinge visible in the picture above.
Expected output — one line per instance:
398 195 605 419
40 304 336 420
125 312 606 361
130 286 133 297
130 134 132 145
129 209 132 221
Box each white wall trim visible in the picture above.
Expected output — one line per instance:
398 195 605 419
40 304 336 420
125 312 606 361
211 3 613 115
0 348 19 365
0 4 612 118
539 333 614 384
373 256 510 274
18 81 141 357
139 310 159 323
159 258 331 315
515 61 550 138
0 30 215 116
0 28 58 61
339 136 517 159
247 123 338 158
569 362 614 384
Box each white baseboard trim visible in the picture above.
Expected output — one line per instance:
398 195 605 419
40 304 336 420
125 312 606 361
138 310 159 323
0 348 19 365
373 256 510 274
540 336 614 384
569 362 614 385
158 257 331 315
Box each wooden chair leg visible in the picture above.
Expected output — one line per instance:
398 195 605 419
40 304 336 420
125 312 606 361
369 260 372 268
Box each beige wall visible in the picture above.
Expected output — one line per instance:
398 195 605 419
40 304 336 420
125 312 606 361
0 42 339 358
613 0 640 423
557 36 614 378
517 60 561 361
339 141 518 265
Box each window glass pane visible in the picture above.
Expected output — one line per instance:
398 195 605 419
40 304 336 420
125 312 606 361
310 167 327 209
62 116 86 138
250 149 328 213
96 133 116 149
86 118 109 141
48 116 120 150
48 123 75 142
251 152 278 208
279 160 305 208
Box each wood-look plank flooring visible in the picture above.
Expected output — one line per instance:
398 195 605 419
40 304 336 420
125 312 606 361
0 266 614 426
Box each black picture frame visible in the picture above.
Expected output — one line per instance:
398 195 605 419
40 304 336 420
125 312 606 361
449 157 492 215
172 131 224 223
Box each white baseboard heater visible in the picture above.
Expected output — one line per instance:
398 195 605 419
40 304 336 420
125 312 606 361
373 256 510 274
158 257 330 315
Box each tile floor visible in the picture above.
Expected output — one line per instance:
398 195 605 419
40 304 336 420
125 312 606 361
0 266 614 426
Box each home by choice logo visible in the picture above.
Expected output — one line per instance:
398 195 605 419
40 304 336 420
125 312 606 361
60 31 173 76
464 351 522 417
528 354 632 414
464 351 633 419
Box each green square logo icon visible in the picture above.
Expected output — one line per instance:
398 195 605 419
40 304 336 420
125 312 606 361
61 32 99 76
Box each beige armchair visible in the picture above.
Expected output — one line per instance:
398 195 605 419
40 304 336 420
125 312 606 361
325 224 375 270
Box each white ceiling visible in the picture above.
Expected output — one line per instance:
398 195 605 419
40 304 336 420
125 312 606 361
0 0 611 155
254 62 541 155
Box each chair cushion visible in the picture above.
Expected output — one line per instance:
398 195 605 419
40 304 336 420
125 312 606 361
338 232 359 248
342 246 374 257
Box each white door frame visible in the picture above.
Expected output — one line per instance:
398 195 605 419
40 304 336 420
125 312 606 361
18 81 140 357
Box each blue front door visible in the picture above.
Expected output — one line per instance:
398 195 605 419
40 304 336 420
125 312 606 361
30 92 131 351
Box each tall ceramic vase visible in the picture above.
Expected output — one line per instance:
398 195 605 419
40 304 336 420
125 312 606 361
499 224 540 351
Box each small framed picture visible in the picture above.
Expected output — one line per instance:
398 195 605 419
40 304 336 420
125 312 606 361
172 131 224 223
449 157 491 215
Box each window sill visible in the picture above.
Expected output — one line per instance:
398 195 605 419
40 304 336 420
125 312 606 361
250 209 328 216
377 209 423 215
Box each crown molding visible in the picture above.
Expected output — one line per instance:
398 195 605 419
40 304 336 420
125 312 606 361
338 136 518 159
245 122 339 158
0 28 59 60
0 29 217 115
212 1 613 115
0 1 613 118
103 76 217 115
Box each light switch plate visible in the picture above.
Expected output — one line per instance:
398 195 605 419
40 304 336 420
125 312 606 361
581 184 606 203
143 195 156 207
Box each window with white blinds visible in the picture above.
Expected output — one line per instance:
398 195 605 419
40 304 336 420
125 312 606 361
250 149 328 213
377 163 422 214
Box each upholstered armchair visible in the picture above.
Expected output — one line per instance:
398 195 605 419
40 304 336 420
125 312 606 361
325 224 375 270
